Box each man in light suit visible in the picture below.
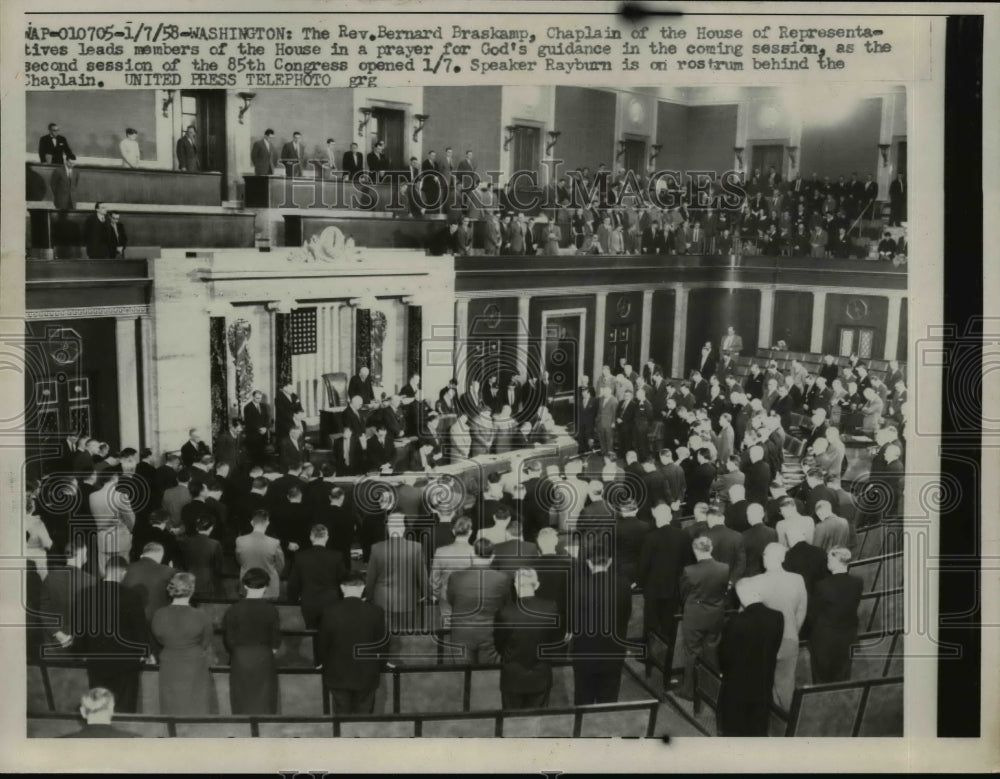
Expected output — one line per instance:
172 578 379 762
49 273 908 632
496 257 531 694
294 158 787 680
251 129 276 175
742 542 807 709
280 131 307 177
720 326 743 355
366 513 428 644
342 142 364 180
176 125 200 172
235 511 285 600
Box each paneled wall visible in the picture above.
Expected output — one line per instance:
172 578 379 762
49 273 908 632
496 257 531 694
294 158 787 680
772 290 814 351
685 288 761 373
655 102 688 174
648 290 676 376
685 105 739 175
464 297 521 389
528 295 596 389
553 87 616 173
248 89 355 165
822 293 889 358
799 96 882 179
28 91 158 162
423 86 503 173
602 291 644 373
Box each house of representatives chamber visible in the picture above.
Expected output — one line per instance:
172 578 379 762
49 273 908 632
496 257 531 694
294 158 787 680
21 84 906 739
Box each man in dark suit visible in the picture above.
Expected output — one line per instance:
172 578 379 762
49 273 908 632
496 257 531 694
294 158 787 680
363 139 388 183
317 573 387 714
348 367 376 405
312 486 354 567
703 506 746 587
280 130 307 177
342 142 364 180
288 524 348 630
743 445 772 505
107 211 128 258
83 203 114 259
39 122 76 164
39 539 95 653
243 390 270 465
364 422 397 472
782 526 830 599
275 383 303 442
637 502 688 671
251 129 277 175
130 508 181 565
61 688 139 738
121 542 174 625
180 428 211 469
571 537 634 705
446 539 511 663
213 418 245 474
675 536 730 700
575 386 598 453
717 577 785 736
277 428 306 474
686 448 717 510
341 395 367 438
615 388 637 458
180 516 224 598
494 568 564 709
70 558 150 712
888 172 906 226
808 547 864 682
741 503 777 577
176 125 200 172
420 149 443 211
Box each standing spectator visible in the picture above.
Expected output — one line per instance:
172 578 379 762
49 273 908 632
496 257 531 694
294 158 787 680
61 688 137 738
813 500 851 551
235 511 285 600
222 568 282 714
71 556 149 712
675 536 729 700
122 541 174 625
88 471 135 577
116 127 140 168
251 128 276 175
180 428 211 468
741 503 777 578
494 568 564 709
775 496 816 547
39 538 95 652
744 543 807 709
809 547 864 682
176 125 200 172
318 573 386 715
342 142 364 180
637 503 688 674
287 524 347 630
888 172 906 226
430 516 476 614
108 211 127 258
243 390 271 465
151 572 215 714
571 536 633 705
702 505 747 586
716 577 785 736
39 122 76 164
180 515 224 598
367 139 390 183
366 513 428 646
280 130 307 177
446 538 510 663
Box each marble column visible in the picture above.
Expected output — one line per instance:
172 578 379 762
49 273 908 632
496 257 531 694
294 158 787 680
810 291 827 354
640 290 654 366
884 295 902 361
139 316 157 453
593 292 607 380
671 286 688 378
758 287 775 351
115 317 141 449
516 295 531 380
454 298 470 388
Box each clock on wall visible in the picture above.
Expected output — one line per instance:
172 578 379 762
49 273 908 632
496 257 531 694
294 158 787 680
47 328 81 365
615 295 632 318
483 303 502 329
846 298 869 321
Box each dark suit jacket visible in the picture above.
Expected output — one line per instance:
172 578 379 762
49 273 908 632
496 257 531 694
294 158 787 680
317 597 386 690
718 602 784 736
724 500 750 533
704 524 746 583
251 139 276 175
680 558 730 625
50 165 79 210
275 392 302 440
280 141 307 176
288 545 348 623
277 436 304 473
741 523 778 578
571 567 633 671
809 572 862 633
341 406 366 438
348 375 375 404
39 565 96 639
688 462 717 506
180 533 224 597
122 558 174 623
744 460 772 505
365 434 396 471
176 135 199 171
39 134 76 164
638 523 688 604
84 214 114 259
783 541 830 596
342 151 364 178
180 440 211 468
494 596 563 692
243 401 271 437
130 522 181 566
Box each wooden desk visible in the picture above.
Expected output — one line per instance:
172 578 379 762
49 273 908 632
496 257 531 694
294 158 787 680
28 208 256 258
283 214 451 250
27 162 223 206
244 175 398 211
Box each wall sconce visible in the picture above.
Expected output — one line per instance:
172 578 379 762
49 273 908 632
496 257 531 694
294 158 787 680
733 147 745 168
786 145 798 168
161 90 175 119
878 143 891 167
237 92 256 125
358 107 373 138
545 130 562 155
616 140 627 160
412 114 429 142
503 125 517 151
649 144 663 164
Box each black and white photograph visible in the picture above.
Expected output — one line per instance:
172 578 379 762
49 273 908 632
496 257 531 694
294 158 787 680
0 0 996 773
